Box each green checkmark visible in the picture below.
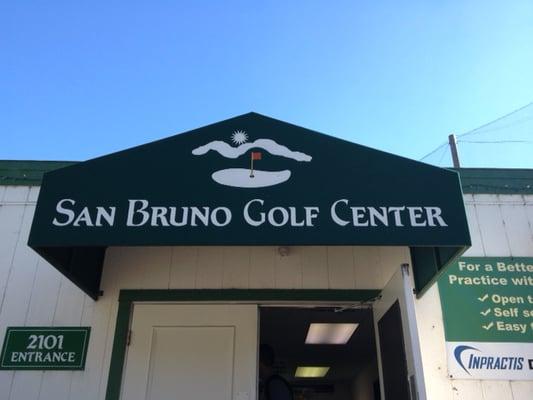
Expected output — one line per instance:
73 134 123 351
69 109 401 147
482 322 494 330
478 294 489 302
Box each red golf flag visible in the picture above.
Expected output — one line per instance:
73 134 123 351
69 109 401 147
251 152 262 160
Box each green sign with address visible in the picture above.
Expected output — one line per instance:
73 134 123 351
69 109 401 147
0 327 90 370
438 257 533 342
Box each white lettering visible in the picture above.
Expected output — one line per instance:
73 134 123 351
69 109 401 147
305 207 320 226
52 199 76 226
95 207 116 226
73 207 94 226
210 207 232 227
408 207 426 227
243 199 265 226
127 199 150 226
368 207 388 226
190 207 210 226
151 207 169 226
388 206 405 226
331 199 349 226
288 207 304 227
351 207 368 226
425 207 447 226
268 207 289 227
169 207 189 226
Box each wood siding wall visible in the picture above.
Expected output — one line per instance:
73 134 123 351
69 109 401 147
415 194 533 400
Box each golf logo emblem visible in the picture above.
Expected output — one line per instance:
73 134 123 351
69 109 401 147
192 130 312 188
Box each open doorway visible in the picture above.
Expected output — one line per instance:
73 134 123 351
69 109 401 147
259 306 380 400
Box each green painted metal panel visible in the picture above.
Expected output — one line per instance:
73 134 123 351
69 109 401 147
0 160 77 186
453 168 533 194
118 288 381 302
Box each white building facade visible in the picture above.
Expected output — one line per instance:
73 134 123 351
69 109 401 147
0 115 531 400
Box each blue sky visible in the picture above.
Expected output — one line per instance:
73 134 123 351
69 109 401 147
2 1 532 167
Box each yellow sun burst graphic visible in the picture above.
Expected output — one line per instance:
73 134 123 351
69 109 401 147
231 130 248 145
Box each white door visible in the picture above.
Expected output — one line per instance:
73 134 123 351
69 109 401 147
120 304 258 400
373 264 426 400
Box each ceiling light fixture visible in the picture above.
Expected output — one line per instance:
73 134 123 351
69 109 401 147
295 366 330 378
305 323 359 344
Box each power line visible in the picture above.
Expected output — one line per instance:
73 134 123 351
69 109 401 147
459 115 533 137
420 142 447 161
458 140 533 144
459 102 533 138
436 144 449 165
419 101 533 164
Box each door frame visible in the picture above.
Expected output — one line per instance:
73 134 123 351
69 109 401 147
373 264 427 400
105 289 380 400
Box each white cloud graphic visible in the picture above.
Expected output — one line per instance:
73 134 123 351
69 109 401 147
192 139 312 162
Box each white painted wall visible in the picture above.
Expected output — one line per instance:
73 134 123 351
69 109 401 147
0 186 531 400
414 194 533 400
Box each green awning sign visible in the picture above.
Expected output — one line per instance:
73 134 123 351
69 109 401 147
0 327 90 370
28 113 471 299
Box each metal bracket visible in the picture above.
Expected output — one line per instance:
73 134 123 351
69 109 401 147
401 263 410 276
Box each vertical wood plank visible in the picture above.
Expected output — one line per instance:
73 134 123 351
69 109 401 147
301 247 328 289
498 195 533 256
413 285 454 400
0 207 38 320
524 195 533 242
474 195 510 256
353 247 381 289
450 381 484 399
139 247 172 289
327 246 355 289
38 278 87 400
378 246 409 288
249 247 276 289
25 259 62 324
0 204 26 308
481 381 513 400
68 295 97 400
275 247 302 289
9 371 43 400
462 194 486 256
510 381 533 400
28 187 40 202
0 205 42 400
169 247 198 289
53 279 87 325
222 247 250 288
3 186 30 203
195 247 224 288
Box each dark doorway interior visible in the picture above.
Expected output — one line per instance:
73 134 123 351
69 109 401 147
377 300 410 400
259 306 380 400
